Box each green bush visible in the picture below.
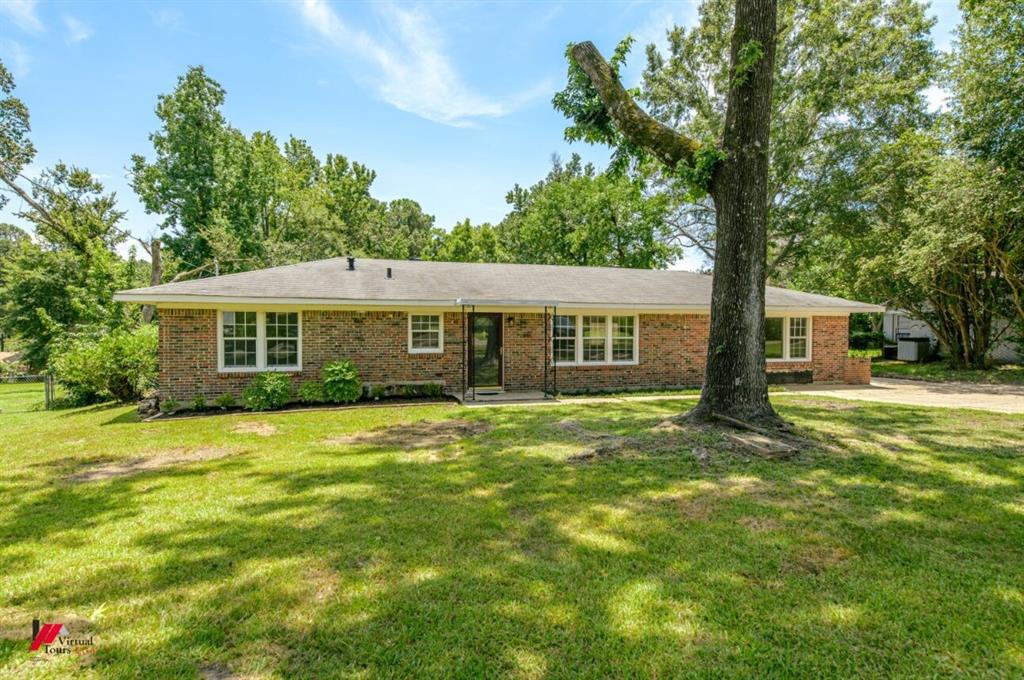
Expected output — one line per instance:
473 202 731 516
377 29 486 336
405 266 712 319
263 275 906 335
322 359 362 403
213 393 237 409
160 399 180 414
298 380 326 404
52 326 158 404
849 330 886 350
191 395 207 411
243 372 293 411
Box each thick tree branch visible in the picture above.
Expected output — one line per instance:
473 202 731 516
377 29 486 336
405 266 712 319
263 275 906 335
571 41 701 170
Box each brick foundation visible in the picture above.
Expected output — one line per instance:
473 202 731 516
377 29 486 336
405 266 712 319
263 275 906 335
157 309 856 402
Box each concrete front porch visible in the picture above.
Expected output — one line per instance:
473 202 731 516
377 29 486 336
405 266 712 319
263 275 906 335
454 389 552 405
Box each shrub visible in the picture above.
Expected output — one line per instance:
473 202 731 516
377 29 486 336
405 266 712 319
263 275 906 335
160 399 180 414
51 326 158 404
191 395 207 411
298 380 326 404
322 359 362 404
849 330 886 350
214 393 237 409
243 372 293 411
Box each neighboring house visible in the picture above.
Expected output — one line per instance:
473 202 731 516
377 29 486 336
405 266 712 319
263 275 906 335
884 309 1022 364
114 258 881 403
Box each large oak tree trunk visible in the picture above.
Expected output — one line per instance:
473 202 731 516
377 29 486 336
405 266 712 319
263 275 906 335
690 0 779 424
570 0 781 425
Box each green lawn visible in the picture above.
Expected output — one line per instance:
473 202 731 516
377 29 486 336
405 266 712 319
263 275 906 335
873 358 1024 385
2 383 1023 678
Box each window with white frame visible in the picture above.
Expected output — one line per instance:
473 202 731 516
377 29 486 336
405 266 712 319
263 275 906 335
266 312 300 367
582 315 607 362
553 315 576 363
789 317 809 359
553 314 637 365
409 314 443 353
611 316 636 361
219 311 301 371
764 316 810 361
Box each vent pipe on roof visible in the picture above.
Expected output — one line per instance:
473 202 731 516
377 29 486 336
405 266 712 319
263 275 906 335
386 267 392 279
346 257 355 271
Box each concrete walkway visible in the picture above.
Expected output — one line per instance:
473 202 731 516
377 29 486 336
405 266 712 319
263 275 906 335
463 378 1024 414
784 377 1024 414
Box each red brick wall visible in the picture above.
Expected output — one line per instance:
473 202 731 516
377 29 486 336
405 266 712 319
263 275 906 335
502 313 708 391
158 309 466 403
844 356 872 384
157 309 854 402
764 315 849 383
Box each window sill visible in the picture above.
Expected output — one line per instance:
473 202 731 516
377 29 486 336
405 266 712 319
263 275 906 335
766 358 811 363
218 366 302 374
408 348 443 355
552 360 638 368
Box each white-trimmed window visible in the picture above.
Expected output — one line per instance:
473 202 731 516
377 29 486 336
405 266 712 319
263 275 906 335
409 314 443 353
552 314 638 365
553 315 577 363
219 311 302 372
765 316 811 361
582 315 607 362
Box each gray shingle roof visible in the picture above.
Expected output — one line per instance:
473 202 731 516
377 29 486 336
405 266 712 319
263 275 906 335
114 257 880 312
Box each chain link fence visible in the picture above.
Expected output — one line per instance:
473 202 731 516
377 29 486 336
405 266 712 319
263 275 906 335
0 374 57 409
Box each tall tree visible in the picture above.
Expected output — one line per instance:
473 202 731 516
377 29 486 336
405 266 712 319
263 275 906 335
432 219 504 263
556 0 780 423
0 166 141 369
947 0 1024 336
640 0 935 274
131 66 228 269
500 154 676 269
949 0 1024 185
0 60 35 209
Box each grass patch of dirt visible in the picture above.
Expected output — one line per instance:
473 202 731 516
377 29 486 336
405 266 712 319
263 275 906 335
738 516 782 532
65 447 236 483
326 419 493 450
231 422 278 436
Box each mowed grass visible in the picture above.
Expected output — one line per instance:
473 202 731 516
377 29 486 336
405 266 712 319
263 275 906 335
1 383 1023 678
873 358 1024 385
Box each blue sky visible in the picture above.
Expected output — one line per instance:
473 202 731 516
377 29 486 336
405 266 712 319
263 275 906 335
1 0 962 267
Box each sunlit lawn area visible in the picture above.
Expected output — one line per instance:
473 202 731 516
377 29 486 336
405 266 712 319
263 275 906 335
1 382 1023 678
873 358 1024 385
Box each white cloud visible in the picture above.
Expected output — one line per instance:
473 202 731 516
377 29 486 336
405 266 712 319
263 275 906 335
923 85 949 113
295 0 547 127
0 40 31 77
152 7 184 31
62 15 92 44
0 0 44 33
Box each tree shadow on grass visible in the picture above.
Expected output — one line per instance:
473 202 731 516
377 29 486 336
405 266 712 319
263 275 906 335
5 400 1024 677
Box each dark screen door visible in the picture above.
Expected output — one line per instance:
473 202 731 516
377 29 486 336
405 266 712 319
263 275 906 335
470 313 502 388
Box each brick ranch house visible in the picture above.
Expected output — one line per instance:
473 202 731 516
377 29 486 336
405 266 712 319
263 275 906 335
115 257 880 403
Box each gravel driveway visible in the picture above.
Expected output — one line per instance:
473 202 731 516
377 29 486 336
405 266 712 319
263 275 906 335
786 377 1024 414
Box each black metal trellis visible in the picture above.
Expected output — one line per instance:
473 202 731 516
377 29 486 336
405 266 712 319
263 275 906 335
461 304 467 403
552 305 558 398
543 306 549 398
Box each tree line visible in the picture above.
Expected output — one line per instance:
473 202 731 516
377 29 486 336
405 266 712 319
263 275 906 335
1 0 1022 380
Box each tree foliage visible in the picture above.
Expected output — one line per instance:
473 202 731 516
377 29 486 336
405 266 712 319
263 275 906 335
0 165 144 369
638 0 936 272
430 155 676 269
130 67 437 275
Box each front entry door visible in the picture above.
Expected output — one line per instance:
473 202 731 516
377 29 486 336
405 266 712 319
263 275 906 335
470 313 503 388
